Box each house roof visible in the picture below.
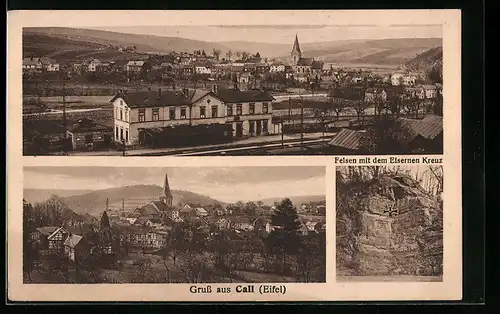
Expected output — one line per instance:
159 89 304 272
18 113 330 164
180 205 193 213
148 218 163 224
136 203 159 216
127 60 145 66
365 88 386 94
328 128 363 151
230 216 252 224
195 208 208 214
134 216 150 226
311 61 324 70
150 200 175 212
24 120 66 136
297 58 315 66
109 89 211 109
67 118 110 133
35 226 59 237
23 57 41 65
47 227 66 240
214 88 275 104
397 117 443 140
63 234 83 248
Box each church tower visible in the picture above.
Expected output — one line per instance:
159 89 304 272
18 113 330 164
291 34 302 65
161 171 173 207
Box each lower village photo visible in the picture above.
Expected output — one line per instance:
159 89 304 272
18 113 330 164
336 165 443 282
22 166 326 284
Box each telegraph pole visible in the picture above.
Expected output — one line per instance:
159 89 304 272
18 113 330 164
300 96 304 151
281 119 284 148
62 83 69 155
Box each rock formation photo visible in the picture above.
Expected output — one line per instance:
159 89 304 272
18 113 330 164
336 165 443 281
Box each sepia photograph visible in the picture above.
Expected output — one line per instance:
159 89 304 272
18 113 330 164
22 166 326 284
22 23 443 156
336 165 443 282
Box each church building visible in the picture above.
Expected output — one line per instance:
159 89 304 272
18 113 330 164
290 34 324 83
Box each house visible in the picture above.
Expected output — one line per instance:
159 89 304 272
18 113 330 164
195 207 209 217
194 64 212 75
126 212 140 225
270 62 286 73
305 221 322 233
110 60 128 72
230 216 254 231
22 57 43 71
63 234 90 262
180 64 194 75
121 226 168 249
238 72 251 83
391 73 417 86
109 85 275 146
66 118 112 150
216 218 231 230
213 86 275 137
420 85 439 99
298 222 309 236
160 62 175 72
364 88 388 103
180 204 197 220
126 60 145 73
29 226 59 249
314 205 326 214
40 57 60 72
145 218 164 228
47 227 70 254
328 128 364 154
87 59 101 72
23 119 68 153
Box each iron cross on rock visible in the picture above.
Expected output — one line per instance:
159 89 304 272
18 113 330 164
383 205 399 217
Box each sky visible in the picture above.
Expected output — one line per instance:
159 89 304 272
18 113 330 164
89 25 442 44
23 166 326 203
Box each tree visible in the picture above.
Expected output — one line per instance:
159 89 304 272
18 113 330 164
255 52 261 58
226 50 233 61
352 100 368 120
212 48 221 60
235 51 242 60
295 234 326 282
332 98 346 120
267 198 302 273
358 117 415 154
433 92 443 116
23 200 38 282
312 106 332 146
403 97 421 119
241 51 249 60
243 201 258 218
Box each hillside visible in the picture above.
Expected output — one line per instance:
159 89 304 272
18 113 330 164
24 188 94 204
303 38 442 65
24 27 442 65
404 46 443 71
259 195 326 207
26 185 224 216
24 27 229 58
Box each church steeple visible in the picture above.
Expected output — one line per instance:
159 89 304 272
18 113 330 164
291 33 302 64
162 171 173 207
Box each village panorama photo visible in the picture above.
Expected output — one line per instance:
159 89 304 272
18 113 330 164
22 166 326 284
336 165 443 282
23 23 443 156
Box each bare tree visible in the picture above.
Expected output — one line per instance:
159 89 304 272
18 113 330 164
312 106 332 146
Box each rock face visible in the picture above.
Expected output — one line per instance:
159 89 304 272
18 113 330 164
336 173 443 277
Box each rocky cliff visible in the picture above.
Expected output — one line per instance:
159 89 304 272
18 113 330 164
336 172 443 277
